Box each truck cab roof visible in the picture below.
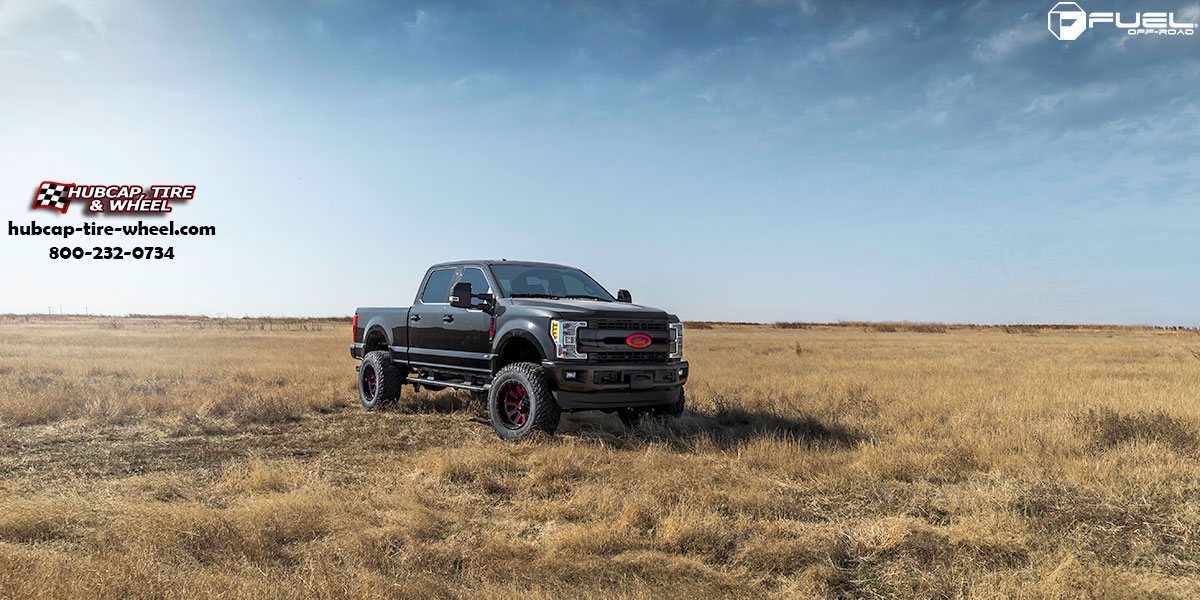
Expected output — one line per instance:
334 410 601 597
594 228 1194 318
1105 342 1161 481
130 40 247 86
427 259 578 271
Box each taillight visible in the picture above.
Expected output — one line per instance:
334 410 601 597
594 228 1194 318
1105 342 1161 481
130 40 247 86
489 318 495 338
352 313 358 342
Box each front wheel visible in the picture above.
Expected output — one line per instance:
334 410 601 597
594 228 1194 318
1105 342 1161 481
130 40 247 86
487 362 560 440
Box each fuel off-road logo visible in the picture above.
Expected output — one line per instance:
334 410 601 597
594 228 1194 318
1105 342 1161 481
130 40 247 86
1048 2 1196 40
33 181 195 214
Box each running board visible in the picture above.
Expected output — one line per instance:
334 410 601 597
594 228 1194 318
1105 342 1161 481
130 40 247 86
407 377 490 392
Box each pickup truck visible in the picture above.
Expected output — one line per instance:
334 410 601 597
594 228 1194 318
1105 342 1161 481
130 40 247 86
352 260 688 440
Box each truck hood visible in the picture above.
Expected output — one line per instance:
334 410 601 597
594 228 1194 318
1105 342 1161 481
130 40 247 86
507 298 674 320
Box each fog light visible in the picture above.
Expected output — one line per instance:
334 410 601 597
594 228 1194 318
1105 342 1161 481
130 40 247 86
678 368 687 378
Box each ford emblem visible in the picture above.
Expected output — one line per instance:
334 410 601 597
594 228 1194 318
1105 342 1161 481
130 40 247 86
626 333 652 349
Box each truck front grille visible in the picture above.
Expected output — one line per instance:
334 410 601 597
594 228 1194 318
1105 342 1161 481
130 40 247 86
581 318 671 364
592 351 670 364
590 318 669 331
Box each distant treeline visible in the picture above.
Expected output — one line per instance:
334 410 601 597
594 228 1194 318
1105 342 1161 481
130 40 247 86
0 314 350 322
0 314 348 331
769 321 1199 334
3 314 1195 333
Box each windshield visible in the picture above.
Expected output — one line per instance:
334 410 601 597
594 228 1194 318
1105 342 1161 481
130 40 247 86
489 265 615 301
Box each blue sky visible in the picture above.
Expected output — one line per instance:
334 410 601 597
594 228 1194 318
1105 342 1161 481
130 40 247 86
1 0 1197 324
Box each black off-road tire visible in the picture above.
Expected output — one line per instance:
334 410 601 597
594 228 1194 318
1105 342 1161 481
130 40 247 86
617 388 685 428
359 350 403 411
617 407 648 428
488 362 560 440
659 387 686 418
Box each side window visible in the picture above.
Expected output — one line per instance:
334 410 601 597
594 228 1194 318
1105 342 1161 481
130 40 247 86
459 268 492 307
421 268 455 303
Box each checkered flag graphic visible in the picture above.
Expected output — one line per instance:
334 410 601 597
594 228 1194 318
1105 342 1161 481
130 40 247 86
33 181 74 214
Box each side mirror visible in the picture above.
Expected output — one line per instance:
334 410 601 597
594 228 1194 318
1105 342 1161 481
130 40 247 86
616 289 632 303
449 281 472 309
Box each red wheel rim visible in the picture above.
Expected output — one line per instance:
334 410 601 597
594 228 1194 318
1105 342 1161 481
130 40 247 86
497 381 530 430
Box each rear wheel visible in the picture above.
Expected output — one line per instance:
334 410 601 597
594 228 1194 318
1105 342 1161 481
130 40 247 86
359 350 402 411
488 362 560 440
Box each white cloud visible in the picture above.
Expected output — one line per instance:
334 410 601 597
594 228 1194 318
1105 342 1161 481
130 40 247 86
828 27 872 55
975 19 1043 61
0 0 112 37
0 0 39 37
1022 83 1117 115
405 9 434 36
1096 33 1130 55
802 94 861 123
243 19 273 43
306 19 326 38
750 0 817 15
926 74 974 103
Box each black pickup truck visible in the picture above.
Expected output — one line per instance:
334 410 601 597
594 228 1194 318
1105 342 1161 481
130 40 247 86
352 260 688 439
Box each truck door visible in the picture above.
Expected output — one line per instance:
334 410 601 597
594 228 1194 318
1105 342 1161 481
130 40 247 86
407 267 456 368
443 267 495 374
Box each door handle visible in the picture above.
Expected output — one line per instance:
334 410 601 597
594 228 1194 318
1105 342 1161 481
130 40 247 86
410 315 420 322
442 315 454 323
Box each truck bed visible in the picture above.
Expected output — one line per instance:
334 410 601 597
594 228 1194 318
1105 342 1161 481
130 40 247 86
351 306 410 360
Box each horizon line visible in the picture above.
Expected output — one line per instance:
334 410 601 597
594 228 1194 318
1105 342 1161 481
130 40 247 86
2 313 1197 331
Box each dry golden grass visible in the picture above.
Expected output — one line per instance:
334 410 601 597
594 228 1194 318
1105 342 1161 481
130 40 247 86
0 315 1198 599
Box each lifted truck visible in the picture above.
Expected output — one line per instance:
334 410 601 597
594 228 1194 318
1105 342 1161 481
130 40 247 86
352 260 688 440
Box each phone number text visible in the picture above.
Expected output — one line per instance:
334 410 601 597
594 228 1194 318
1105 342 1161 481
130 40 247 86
49 246 176 259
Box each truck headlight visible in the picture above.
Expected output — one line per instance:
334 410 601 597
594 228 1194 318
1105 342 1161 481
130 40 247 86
550 320 588 359
669 322 684 359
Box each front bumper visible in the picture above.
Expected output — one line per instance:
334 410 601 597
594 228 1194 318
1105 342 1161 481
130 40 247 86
541 359 688 410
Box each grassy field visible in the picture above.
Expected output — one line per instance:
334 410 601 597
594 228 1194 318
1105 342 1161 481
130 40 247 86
0 316 1197 599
